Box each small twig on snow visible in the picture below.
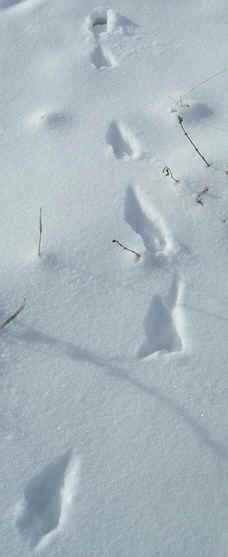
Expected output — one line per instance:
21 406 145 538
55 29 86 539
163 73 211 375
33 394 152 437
112 239 141 259
177 115 211 168
0 299 26 331
162 166 179 183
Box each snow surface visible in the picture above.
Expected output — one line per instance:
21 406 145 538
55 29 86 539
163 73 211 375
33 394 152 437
1 0 228 555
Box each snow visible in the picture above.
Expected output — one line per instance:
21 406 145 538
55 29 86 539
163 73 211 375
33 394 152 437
0 0 228 555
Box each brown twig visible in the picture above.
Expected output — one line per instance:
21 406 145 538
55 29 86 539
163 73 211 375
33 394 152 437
162 166 179 183
177 115 210 167
38 207 43 257
112 239 141 259
0 299 26 331
195 186 209 206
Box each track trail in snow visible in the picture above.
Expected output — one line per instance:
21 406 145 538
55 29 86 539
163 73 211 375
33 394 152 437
84 7 187 358
12 6 191 551
87 7 187 357
1 2 228 556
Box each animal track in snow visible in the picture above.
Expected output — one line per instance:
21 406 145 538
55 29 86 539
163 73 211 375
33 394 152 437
86 9 118 70
16 450 79 549
87 8 137 37
90 44 115 69
114 13 137 35
87 8 116 37
138 277 184 358
125 186 176 257
27 108 71 132
106 121 142 160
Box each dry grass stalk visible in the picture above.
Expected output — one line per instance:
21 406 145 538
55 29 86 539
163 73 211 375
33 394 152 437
162 166 179 183
184 66 228 97
172 66 228 110
177 115 210 167
112 239 141 259
0 299 26 331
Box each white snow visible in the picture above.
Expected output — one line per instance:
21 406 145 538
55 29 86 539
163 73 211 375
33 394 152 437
0 1 228 556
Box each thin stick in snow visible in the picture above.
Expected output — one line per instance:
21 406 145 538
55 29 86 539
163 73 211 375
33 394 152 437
38 207 43 257
112 239 141 259
177 115 210 168
0 299 26 331
162 166 179 183
171 66 228 110
184 66 228 97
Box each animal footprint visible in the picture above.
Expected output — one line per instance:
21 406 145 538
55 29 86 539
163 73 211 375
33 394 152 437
86 9 117 70
87 8 137 38
125 186 175 256
27 108 71 132
87 8 116 37
138 277 184 358
106 121 142 160
90 44 115 69
16 450 79 549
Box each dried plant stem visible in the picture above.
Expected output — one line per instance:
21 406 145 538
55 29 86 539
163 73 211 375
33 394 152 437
177 115 210 168
162 166 179 183
184 66 228 97
38 207 43 257
112 239 141 259
0 299 26 331
172 67 228 110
